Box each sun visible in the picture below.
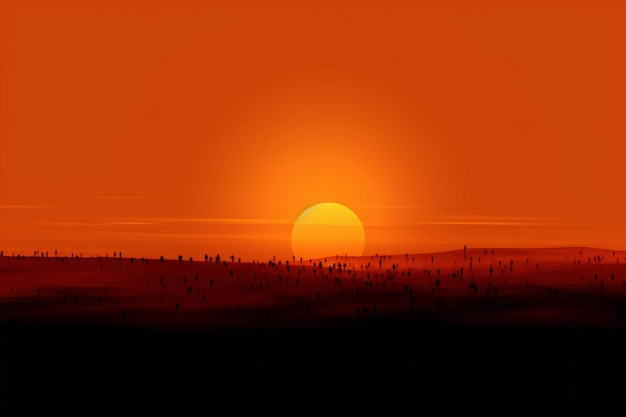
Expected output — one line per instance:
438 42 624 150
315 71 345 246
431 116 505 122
291 202 365 261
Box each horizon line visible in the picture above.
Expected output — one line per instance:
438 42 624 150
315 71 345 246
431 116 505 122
3 245 624 261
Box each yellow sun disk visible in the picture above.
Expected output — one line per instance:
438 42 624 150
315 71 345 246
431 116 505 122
291 202 365 260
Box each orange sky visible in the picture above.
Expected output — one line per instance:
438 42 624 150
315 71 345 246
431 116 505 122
1 0 625 261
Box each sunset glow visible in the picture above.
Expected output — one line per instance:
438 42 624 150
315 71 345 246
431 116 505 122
1 0 625 261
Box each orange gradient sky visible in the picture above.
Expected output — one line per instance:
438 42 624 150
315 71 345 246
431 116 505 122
1 0 625 260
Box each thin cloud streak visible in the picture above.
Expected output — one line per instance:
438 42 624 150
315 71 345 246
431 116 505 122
125 232 286 241
0 205 59 209
137 217 293 225
364 214 590 228
37 222 109 227
355 206 439 210
419 221 554 226
34 222 155 227
32 218 289 227
109 222 155 226
65 196 170 200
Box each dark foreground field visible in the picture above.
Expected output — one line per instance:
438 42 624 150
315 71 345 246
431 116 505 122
3 319 626 413
4 316 626 360
2 248 626 412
